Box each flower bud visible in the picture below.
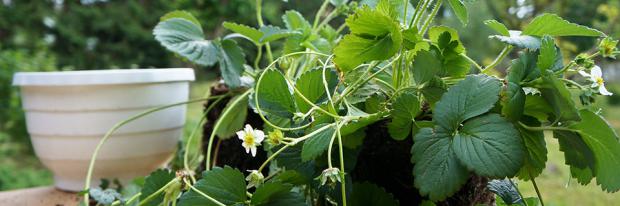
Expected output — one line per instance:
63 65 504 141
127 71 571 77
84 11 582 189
246 170 265 188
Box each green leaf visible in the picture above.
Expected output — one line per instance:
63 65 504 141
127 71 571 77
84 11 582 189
214 94 248 139
282 10 311 35
447 0 468 25
429 26 465 53
501 82 525 121
539 74 581 122
554 130 596 184
153 18 218 66
345 82 381 104
349 182 399 206
256 70 297 118
301 124 336 161
568 110 620 192
420 76 447 107
453 114 525 177
523 95 552 122
178 166 246 206
160 10 201 27
523 13 604 37
516 117 547 180
259 25 299 43
490 31 541 50
487 179 522 205
412 50 440 85
140 169 175 206
484 20 509 36
388 90 421 140
537 35 556 72
412 127 470 201
216 39 245 89
294 68 338 113
334 6 402 71
434 75 502 131
251 182 307 206
223 22 262 44
506 51 539 84
363 0 415 24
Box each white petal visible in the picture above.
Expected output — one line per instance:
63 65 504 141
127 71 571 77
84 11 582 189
254 130 265 142
578 70 590 77
592 82 599 87
251 147 257 157
244 144 250 154
244 124 253 133
599 85 613 96
591 66 603 78
236 131 246 140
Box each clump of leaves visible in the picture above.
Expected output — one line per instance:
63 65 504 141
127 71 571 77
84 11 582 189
84 0 620 205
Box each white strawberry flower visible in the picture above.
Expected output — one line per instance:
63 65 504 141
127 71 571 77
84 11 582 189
579 65 613 96
236 124 265 157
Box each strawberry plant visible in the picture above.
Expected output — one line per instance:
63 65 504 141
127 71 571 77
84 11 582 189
82 0 620 205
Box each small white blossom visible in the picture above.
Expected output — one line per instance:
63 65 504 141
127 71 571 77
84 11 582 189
318 167 342 186
579 65 613 96
245 170 264 188
236 124 265 157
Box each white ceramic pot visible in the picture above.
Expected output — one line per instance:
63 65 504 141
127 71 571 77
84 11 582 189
12 68 195 191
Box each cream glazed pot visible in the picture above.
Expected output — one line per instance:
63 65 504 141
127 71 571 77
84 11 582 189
12 68 195 191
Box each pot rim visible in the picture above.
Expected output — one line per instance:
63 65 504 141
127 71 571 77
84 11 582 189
12 68 195 86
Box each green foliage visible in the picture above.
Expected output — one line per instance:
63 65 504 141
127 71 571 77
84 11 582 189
256 70 297 118
334 5 402 71
568 110 620 192
453 114 525 177
140 169 176 206
301 124 336 162
412 127 470 201
251 182 307 206
82 1 620 205
178 167 247 206
387 90 420 140
522 13 605 37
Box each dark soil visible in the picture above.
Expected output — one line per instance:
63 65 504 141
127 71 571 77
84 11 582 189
201 84 494 206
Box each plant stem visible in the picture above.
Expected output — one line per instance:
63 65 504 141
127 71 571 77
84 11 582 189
420 0 442 35
336 55 400 104
460 53 483 72
509 179 529 206
139 179 178 206
82 96 222 205
182 178 226 206
336 122 347 206
483 45 513 74
258 144 290 172
518 122 575 132
313 0 330 30
255 0 273 62
206 90 251 170
254 45 263 70
184 95 226 180
411 0 431 29
326 128 338 168
403 0 409 26
530 172 545 206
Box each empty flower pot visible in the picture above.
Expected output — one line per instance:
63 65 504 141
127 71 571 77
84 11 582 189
12 68 195 191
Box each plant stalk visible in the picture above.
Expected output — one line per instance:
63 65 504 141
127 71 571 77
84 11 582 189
82 96 223 205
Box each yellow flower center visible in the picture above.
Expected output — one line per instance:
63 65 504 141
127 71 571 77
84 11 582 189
244 133 255 145
596 77 605 86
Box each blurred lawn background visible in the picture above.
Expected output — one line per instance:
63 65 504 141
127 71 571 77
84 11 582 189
1 0 620 205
